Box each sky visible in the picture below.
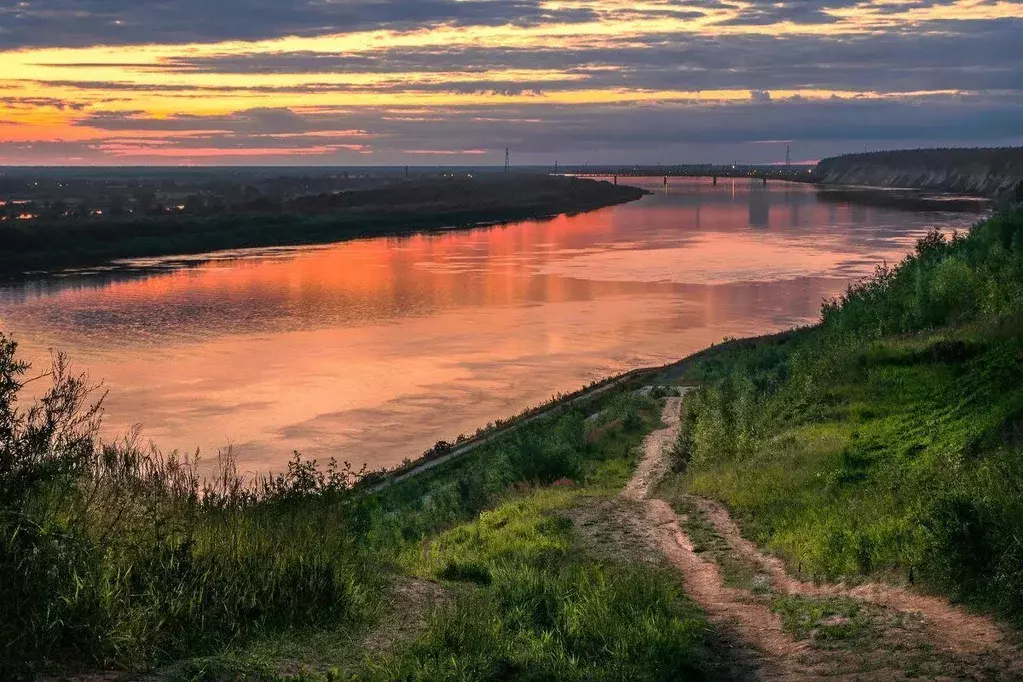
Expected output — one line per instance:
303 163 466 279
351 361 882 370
1 0 1021 165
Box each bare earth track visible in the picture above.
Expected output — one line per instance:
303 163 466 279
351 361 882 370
615 395 1023 681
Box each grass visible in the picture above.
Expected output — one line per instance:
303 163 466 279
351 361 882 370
671 206 1023 622
771 595 873 645
348 398 722 681
669 494 767 595
1 333 701 680
366 487 714 681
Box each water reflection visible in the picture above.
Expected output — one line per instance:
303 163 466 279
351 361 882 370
0 178 982 473
748 182 770 228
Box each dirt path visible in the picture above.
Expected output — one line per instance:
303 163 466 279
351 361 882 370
687 495 1023 678
625 398 817 680
625 396 1023 681
371 329 796 493
372 368 653 492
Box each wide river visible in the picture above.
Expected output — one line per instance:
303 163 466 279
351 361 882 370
0 178 982 474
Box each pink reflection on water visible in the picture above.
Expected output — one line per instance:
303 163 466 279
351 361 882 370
0 179 981 473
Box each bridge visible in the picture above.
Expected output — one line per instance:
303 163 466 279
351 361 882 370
561 164 816 184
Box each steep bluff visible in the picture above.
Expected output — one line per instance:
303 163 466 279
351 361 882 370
814 148 1023 199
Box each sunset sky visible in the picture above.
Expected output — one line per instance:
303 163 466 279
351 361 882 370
1 0 1021 165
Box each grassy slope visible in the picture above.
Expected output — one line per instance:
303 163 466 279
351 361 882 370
1 336 715 681
180 394 717 681
671 207 1023 620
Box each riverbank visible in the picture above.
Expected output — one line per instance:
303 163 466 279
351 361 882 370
814 147 1023 199
0 174 645 278
6 206 1023 679
365 329 797 493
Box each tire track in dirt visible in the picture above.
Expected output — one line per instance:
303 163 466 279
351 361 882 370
688 494 1023 677
626 397 816 680
628 394 1023 681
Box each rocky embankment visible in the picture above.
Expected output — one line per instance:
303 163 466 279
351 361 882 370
814 148 1023 199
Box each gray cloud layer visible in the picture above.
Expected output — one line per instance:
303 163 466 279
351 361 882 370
2 1 1022 162
0 0 592 48
6 92 1012 165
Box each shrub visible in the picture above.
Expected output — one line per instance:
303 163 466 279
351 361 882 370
508 415 585 484
0 334 368 676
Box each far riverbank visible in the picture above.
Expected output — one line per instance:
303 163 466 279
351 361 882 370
0 174 645 279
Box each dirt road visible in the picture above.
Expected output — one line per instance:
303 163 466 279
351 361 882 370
624 396 1023 680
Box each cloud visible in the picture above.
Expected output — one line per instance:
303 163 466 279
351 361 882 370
31 18 1023 96
22 92 1017 165
0 0 590 49
1 2 1021 163
0 96 89 111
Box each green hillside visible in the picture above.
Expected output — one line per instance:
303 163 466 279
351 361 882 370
672 206 1023 618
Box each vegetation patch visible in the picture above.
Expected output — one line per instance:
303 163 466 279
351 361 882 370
673 207 1023 622
670 492 769 594
771 595 873 645
372 488 715 681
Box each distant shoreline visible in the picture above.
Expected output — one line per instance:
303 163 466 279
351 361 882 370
0 175 646 280
813 147 1023 200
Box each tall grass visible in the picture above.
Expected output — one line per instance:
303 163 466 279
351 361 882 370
673 207 1023 620
0 332 654 677
0 339 374 677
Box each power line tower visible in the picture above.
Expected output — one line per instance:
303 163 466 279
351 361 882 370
785 145 791 167
504 148 510 173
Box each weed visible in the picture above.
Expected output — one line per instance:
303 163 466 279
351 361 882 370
771 595 872 645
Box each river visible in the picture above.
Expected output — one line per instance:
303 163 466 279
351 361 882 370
0 178 983 474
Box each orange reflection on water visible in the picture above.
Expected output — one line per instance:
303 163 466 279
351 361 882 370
0 179 981 473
